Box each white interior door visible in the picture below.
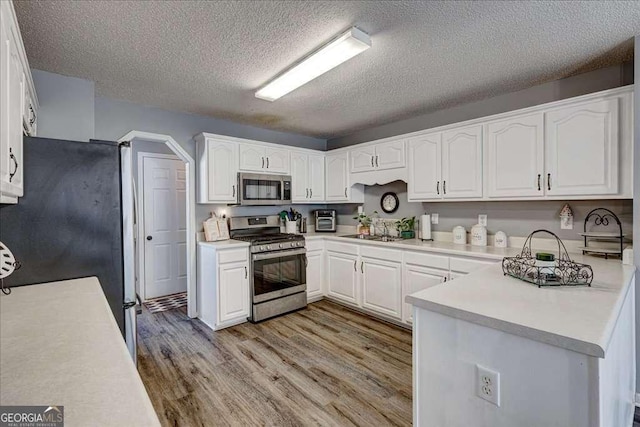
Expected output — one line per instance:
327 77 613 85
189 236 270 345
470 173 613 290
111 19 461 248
143 155 187 299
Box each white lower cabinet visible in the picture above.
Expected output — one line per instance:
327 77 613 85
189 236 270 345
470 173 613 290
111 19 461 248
218 260 250 323
197 244 249 330
305 247 324 301
402 265 448 324
361 256 402 320
326 246 360 306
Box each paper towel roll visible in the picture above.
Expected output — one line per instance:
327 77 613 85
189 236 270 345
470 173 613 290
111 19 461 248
420 214 431 240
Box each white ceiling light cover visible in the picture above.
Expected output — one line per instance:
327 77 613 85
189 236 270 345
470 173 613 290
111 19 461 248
255 27 371 102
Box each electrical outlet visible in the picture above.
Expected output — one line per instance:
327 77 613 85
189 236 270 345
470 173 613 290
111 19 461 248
476 365 500 406
478 214 487 227
431 214 439 224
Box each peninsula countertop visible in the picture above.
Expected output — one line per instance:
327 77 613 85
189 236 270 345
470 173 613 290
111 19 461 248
406 256 636 358
0 277 160 427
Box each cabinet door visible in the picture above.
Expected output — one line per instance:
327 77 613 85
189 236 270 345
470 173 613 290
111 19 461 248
265 147 290 174
486 113 544 198
545 98 619 196
207 139 238 202
290 151 309 202
0 9 9 198
402 265 447 323
442 124 483 199
307 153 325 201
350 146 375 173
361 257 402 319
375 140 405 170
239 144 266 172
0 23 24 198
218 261 249 323
326 251 359 306
306 250 324 301
325 152 349 201
407 133 442 201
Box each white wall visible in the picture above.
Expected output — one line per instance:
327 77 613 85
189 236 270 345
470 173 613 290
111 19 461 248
31 69 95 142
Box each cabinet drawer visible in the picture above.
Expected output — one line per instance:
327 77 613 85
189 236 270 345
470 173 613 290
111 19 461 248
450 256 498 274
326 241 359 255
403 251 449 270
360 245 402 263
306 239 325 252
218 248 249 264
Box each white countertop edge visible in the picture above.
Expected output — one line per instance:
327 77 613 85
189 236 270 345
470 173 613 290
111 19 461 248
405 292 606 358
197 240 250 248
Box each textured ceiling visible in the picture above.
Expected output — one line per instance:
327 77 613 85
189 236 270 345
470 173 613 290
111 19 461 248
14 1 640 139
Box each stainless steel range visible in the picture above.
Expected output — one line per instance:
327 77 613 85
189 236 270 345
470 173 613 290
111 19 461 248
229 215 307 322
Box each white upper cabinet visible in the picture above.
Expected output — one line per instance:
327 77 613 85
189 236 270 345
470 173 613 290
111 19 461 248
407 132 442 201
264 146 289 174
486 113 544 198
545 98 619 196
308 153 325 201
239 143 290 174
196 136 239 203
350 145 376 173
375 140 406 170
350 139 405 173
290 151 325 203
325 151 350 201
442 124 483 198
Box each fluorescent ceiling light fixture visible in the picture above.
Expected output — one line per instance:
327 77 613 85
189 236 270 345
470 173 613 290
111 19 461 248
255 27 371 102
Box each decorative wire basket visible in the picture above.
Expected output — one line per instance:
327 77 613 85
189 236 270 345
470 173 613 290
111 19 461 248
502 230 593 288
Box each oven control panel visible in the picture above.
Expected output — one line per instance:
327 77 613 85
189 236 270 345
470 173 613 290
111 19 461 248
252 240 305 253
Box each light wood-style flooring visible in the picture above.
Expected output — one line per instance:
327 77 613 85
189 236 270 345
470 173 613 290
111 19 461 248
137 300 413 427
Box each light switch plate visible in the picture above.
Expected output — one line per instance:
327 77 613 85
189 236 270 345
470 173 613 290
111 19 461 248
431 214 439 224
478 214 487 227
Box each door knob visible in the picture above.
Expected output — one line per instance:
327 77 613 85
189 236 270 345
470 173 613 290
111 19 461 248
146 236 153 241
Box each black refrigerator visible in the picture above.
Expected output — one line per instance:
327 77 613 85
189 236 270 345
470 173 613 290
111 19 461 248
0 136 129 338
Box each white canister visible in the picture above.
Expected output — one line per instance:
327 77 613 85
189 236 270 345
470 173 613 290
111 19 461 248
453 226 466 244
285 220 297 234
494 231 508 248
471 224 487 247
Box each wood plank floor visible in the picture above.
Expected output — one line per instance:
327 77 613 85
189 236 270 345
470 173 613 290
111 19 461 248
137 300 413 427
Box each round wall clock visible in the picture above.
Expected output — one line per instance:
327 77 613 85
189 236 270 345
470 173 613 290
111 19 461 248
380 192 399 214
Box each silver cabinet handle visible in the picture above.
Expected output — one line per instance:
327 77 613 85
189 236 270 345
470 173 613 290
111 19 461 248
245 266 248 279
443 276 447 282
344 187 347 198
353 260 357 271
547 173 551 191
306 188 309 198
360 261 364 273
309 188 312 198
371 156 374 167
443 180 446 195
29 105 36 125
232 185 236 197
537 174 541 191
262 157 265 168
304 255 308 267
375 156 379 168
266 157 269 168
436 181 439 195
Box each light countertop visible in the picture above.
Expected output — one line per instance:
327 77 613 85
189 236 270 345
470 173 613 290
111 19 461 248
197 239 250 249
405 257 636 358
303 231 522 260
0 277 160 427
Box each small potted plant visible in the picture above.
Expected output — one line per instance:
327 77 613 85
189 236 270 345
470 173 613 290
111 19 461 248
396 216 416 239
353 210 378 235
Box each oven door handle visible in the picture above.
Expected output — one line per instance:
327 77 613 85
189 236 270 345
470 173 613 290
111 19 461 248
252 248 307 261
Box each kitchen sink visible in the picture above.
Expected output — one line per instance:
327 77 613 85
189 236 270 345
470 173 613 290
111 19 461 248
342 234 403 242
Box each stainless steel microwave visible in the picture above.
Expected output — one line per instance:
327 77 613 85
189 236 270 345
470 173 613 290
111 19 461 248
237 173 292 206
